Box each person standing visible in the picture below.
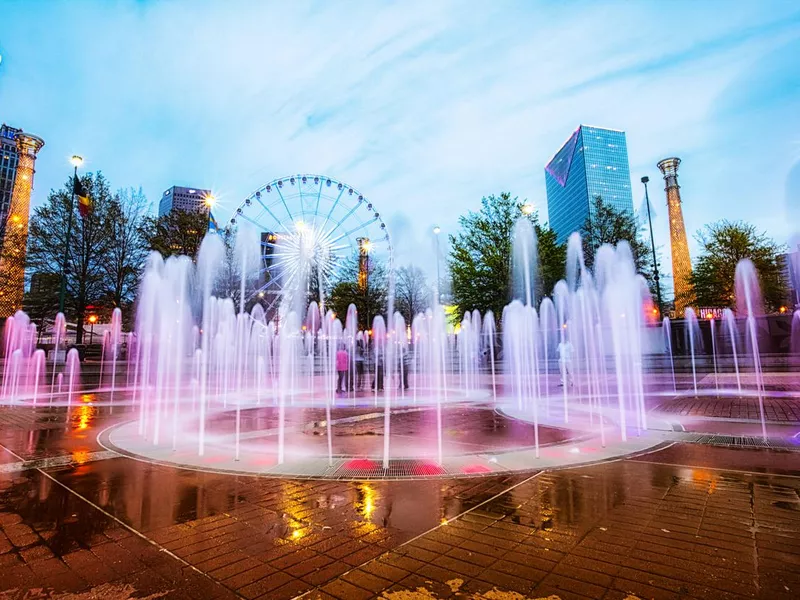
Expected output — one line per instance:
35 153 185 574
557 337 574 387
354 340 365 390
336 344 348 394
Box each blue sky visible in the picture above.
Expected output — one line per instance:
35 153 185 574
1 0 799 279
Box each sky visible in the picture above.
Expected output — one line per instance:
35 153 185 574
1 0 800 287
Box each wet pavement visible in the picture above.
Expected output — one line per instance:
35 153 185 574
1 393 800 599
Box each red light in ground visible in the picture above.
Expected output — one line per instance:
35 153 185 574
462 464 491 474
344 459 378 471
416 462 445 476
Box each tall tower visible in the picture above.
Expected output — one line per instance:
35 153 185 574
657 157 693 316
0 132 45 317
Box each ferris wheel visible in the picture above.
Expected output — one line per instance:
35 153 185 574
229 174 392 316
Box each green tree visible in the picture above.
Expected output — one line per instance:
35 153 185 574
581 195 663 300
27 172 114 343
449 193 565 318
329 252 388 330
690 220 786 312
143 209 208 259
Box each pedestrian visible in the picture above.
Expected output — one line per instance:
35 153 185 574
336 344 348 394
557 337 574 387
399 350 410 390
372 352 384 392
354 340 365 390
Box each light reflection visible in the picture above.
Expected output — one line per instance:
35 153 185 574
356 483 376 520
72 450 90 464
76 400 94 430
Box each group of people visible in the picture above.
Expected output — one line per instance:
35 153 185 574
332 338 574 394
335 342 410 394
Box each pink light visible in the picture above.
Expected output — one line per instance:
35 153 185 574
462 464 491 474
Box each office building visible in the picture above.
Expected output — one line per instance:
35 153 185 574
545 125 634 244
0 124 22 243
158 186 212 217
0 124 44 317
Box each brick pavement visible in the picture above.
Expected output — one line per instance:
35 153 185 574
655 394 800 423
2 403 800 599
304 462 800 600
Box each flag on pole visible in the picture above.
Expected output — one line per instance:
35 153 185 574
208 211 218 232
74 177 92 218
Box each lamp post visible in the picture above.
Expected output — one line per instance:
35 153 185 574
433 226 441 305
204 194 216 231
58 155 84 314
359 237 371 331
641 176 663 316
88 313 97 345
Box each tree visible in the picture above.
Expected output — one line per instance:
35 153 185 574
143 210 208 259
27 172 114 343
690 220 786 312
103 187 150 309
581 195 663 299
449 193 565 318
328 252 388 330
395 265 430 324
23 273 61 336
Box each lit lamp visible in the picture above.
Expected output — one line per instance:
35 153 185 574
59 155 85 313
88 313 98 344
204 194 216 231
521 202 534 215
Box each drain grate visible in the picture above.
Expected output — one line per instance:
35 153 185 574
333 458 448 479
681 433 795 449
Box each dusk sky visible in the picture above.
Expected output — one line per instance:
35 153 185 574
1 0 799 276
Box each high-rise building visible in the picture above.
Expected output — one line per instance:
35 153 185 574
0 125 45 317
545 125 634 244
0 124 23 243
657 157 693 316
158 186 212 217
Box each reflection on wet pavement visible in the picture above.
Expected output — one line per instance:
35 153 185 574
1 402 800 599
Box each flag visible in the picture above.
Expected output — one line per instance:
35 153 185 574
208 211 218 232
74 177 92 218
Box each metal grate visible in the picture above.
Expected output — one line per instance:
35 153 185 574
333 458 448 479
681 433 795 449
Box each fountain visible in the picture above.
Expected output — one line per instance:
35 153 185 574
0 205 794 479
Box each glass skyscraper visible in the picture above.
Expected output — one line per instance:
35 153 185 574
544 125 634 244
0 124 22 245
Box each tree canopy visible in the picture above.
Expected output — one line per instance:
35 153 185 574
328 251 388 330
690 220 786 312
143 209 208 259
448 193 565 318
27 172 117 343
394 265 431 324
581 195 663 301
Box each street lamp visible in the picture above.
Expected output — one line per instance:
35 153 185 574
58 155 84 313
88 314 97 344
641 176 663 316
433 226 441 305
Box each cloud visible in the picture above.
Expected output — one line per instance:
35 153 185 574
1 0 799 290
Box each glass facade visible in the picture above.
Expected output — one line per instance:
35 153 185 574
545 125 633 244
0 124 21 245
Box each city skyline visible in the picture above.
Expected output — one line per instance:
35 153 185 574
1 1 799 274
